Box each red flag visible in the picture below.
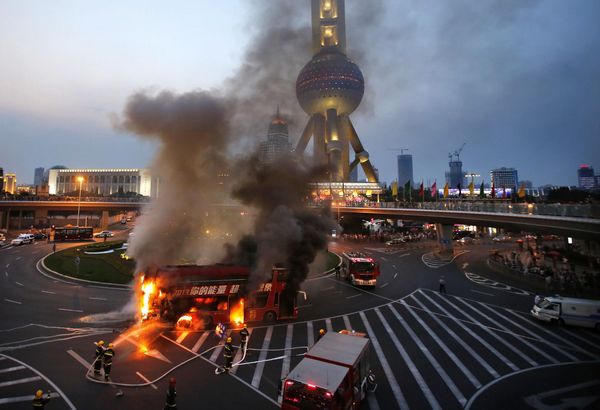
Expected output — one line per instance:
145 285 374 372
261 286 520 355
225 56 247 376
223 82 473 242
491 181 496 198
431 180 437 195
419 180 424 197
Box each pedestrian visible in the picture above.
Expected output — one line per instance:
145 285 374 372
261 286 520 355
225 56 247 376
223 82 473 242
239 325 249 355
439 276 447 295
32 389 51 409
335 265 341 279
163 378 177 409
223 337 233 373
103 343 115 381
318 328 326 341
103 234 107 242
534 294 542 306
52 242 56 253
93 340 105 376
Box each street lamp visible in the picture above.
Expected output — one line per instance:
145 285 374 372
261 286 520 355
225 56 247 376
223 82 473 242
76 176 84 227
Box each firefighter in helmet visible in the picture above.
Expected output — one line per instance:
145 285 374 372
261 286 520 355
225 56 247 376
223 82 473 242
103 343 115 381
318 329 326 341
163 377 177 409
32 389 51 408
93 340 105 376
223 336 233 373
239 325 249 354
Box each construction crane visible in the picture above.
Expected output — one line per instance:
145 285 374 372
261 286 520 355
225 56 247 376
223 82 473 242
448 143 466 162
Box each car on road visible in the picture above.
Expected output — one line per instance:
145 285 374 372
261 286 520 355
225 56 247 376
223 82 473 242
94 230 114 238
493 235 511 242
386 237 405 246
11 233 35 246
33 232 47 240
457 237 475 245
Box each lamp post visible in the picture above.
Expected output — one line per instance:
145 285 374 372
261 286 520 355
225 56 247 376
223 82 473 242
76 176 84 227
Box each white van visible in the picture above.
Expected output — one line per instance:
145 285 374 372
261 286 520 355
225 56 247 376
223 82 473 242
11 234 35 246
531 296 600 330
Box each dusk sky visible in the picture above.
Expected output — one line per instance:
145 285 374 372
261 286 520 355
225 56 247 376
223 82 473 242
1 0 599 187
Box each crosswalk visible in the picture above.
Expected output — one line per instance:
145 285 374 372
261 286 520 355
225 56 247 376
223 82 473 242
151 288 600 409
0 354 71 408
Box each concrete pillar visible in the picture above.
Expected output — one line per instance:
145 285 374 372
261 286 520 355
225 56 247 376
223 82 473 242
35 208 48 227
100 210 109 229
17 210 22 230
436 223 454 254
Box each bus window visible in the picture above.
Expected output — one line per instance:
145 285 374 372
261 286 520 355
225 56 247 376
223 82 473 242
252 292 268 308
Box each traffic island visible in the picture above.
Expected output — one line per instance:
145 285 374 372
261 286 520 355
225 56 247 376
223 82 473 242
44 240 135 285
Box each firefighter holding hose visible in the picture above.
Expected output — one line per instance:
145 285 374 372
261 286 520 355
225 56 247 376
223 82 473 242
93 340 105 377
223 337 233 374
239 325 249 354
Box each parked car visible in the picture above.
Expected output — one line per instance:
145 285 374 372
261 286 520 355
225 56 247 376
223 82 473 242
33 232 47 240
0 239 5 247
493 235 511 242
11 234 35 246
94 230 115 238
386 238 405 246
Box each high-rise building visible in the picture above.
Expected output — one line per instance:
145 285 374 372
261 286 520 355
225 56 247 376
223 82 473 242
0 167 3 193
3 173 17 194
577 165 595 189
259 109 292 164
490 167 519 190
397 154 413 187
34 167 45 187
447 160 463 189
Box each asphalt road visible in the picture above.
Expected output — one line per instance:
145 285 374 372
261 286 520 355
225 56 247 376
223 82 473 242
1 236 599 409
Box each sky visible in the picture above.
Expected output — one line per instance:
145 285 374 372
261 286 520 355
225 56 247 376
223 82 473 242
1 0 599 187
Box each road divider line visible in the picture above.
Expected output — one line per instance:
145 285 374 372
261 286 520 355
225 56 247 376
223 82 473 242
380 282 389 288
251 326 273 388
176 332 189 344
14 281 24 287
0 376 41 388
15 256 22 261
88 297 108 301
470 289 494 297
359 311 409 410
58 308 83 313
393 273 398 279
41 290 56 295
67 349 92 369
345 293 362 299
4 299 21 305
136 371 158 389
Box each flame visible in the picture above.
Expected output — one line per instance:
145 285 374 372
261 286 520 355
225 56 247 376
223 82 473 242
230 298 245 328
140 279 156 321
176 314 193 328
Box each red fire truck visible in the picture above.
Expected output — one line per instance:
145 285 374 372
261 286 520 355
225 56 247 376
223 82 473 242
341 252 380 287
282 331 374 410
141 265 298 327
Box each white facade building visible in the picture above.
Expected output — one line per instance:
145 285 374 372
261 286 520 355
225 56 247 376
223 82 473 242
48 168 158 197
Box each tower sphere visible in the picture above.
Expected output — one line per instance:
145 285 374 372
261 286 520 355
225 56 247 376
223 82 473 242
296 50 364 116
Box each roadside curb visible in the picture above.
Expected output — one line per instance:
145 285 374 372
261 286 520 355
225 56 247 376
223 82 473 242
38 253 132 290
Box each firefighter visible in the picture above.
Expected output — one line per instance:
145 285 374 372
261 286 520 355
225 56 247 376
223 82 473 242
93 340 105 376
163 377 177 409
318 328 326 341
32 389 51 409
103 343 115 381
223 336 233 373
239 325 249 354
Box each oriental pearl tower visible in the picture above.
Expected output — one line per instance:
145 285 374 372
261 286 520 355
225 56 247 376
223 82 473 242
295 0 378 185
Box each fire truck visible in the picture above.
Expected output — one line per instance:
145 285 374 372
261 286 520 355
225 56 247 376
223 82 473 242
282 331 374 410
341 252 380 287
140 265 298 328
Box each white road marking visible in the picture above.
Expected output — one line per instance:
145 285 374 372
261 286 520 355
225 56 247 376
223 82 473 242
14 281 24 287
399 253 411 258
462 262 469 269
0 376 41 388
388 304 466 406
4 271 7 277
306 321 314 348
41 290 56 295
191 332 210 353
4 299 21 305
380 256 388 261
394 272 398 279
251 326 273 388
325 318 334 332
375 307 441 409
359 311 409 410
176 331 189 344
419 290 519 371
342 315 352 331
136 371 158 389
400 299 481 388
0 392 60 405
58 308 83 313
5 264 9 268
408 295 499 378
345 293 362 299
392 264 397 269
0 365 25 373
67 349 92 369
470 289 494 297
297 304 313 309
380 282 389 288
322 286 335 291
15 256 21 261
367 395 382 410
278 324 294 403
88 297 107 301
231 329 253 375
209 330 232 362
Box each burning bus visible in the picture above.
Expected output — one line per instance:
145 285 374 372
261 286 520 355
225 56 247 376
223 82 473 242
139 264 298 328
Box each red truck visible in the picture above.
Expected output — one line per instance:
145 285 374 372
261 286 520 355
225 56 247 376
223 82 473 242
282 331 374 410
